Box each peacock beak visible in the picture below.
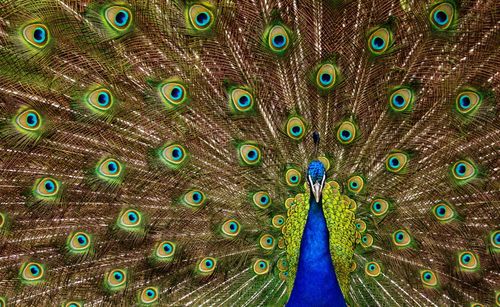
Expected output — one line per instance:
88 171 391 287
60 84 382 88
309 175 326 203
312 182 322 203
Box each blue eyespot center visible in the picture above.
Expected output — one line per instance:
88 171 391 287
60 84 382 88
374 202 382 211
436 206 446 216
459 95 471 109
114 272 123 281
495 233 500 244
195 12 211 27
205 260 213 268
107 161 118 173
434 10 448 25
368 264 375 271
371 36 385 50
320 73 332 85
393 95 405 107
26 113 39 127
437 206 446 216
389 157 400 168
461 254 471 263
77 235 87 245
128 212 138 222
455 163 466 176
272 35 286 48
238 95 250 107
44 180 55 192
29 265 40 276
259 261 266 268
171 147 182 160
246 149 257 161
290 175 298 183
170 86 183 101
260 196 269 205
362 236 367 242
423 272 432 280
115 10 129 27
192 192 202 202
266 238 273 244
146 289 155 297
291 125 302 136
163 243 172 253
396 233 404 241
340 130 351 140
33 27 46 43
350 181 358 188
97 92 110 106
229 222 237 232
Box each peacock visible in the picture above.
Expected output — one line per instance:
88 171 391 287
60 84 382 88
0 0 498 305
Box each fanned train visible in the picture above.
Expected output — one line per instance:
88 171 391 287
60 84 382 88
0 0 499 306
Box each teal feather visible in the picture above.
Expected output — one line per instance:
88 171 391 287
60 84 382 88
0 0 498 306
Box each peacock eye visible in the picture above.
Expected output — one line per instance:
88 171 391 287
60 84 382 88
253 259 270 275
139 286 159 304
285 168 302 187
259 234 276 250
96 158 124 182
105 6 133 31
458 251 479 271
385 152 408 173
429 2 455 30
420 270 438 287
20 262 45 284
432 202 456 223
315 63 339 90
22 23 50 48
229 88 254 113
188 4 215 31
117 209 143 232
252 191 271 209
269 26 289 50
86 87 114 112
160 143 188 168
455 90 481 115
370 198 389 217
389 87 414 112
0 213 5 229
238 144 262 166
360 234 373 248
16 109 42 131
272 215 285 228
68 231 92 253
197 257 217 275
160 81 188 107
490 230 500 250
355 219 367 233
33 177 61 199
368 27 393 55
451 160 477 182
392 230 412 248
105 269 127 292
336 121 357 144
183 190 206 208
64 302 82 307
221 219 241 237
364 261 381 277
347 175 364 194
285 116 306 140
154 241 176 261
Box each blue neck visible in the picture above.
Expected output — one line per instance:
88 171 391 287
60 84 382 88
287 195 346 307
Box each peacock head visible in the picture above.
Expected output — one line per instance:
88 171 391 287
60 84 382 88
307 160 326 203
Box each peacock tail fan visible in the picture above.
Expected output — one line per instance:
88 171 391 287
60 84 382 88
0 0 498 306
